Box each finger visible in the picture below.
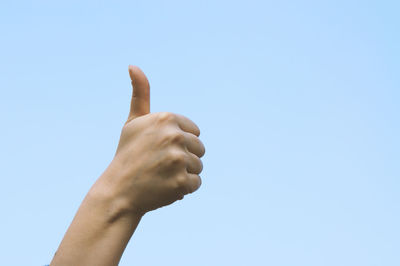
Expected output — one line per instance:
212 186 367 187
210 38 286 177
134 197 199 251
175 113 200 137
186 173 202 194
183 132 205 158
186 151 203 174
128 65 150 120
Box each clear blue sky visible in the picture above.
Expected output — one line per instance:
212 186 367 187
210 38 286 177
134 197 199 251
1 1 399 265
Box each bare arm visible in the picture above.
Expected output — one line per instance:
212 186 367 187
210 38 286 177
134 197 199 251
50 66 205 266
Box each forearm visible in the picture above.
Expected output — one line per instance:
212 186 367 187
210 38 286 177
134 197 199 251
50 171 142 266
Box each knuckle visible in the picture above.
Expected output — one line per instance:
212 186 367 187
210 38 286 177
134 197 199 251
157 112 175 123
189 119 201 137
191 175 202 193
198 158 203 173
191 158 203 174
196 138 206 157
168 150 186 166
174 175 189 194
200 145 206 157
195 126 200 137
176 175 188 188
168 131 185 144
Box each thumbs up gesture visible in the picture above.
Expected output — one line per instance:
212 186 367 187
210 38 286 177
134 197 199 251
97 66 205 217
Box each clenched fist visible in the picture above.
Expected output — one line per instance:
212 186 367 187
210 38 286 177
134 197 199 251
96 66 205 217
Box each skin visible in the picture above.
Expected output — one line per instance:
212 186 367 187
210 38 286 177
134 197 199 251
50 65 205 266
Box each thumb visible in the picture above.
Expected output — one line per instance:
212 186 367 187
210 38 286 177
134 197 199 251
127 65 150 121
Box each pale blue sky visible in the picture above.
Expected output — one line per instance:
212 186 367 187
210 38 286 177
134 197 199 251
0 1 399 265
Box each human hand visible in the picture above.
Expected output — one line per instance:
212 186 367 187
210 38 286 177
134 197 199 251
96 66 205 217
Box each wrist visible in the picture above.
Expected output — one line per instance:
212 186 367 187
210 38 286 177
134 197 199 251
88 165 145 224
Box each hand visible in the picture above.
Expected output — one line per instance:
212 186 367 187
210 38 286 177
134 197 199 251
97 66 205 217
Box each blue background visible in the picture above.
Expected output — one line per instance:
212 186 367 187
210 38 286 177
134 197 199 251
0 1 399 265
